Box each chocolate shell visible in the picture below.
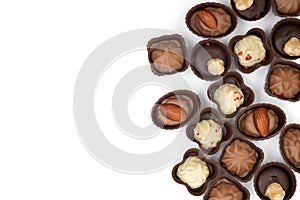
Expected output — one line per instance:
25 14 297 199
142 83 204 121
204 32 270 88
172 148 218 196
185 3 237 38
254 162 296 200
151 90 200 130
270 18 300 60
207 72 255 118
203 175 250 200
186 107 233 155
147 34 189 76
265 60 300 102
272 0 300 17
220 138 264 182
230 0 272 21
229 28 273 73
190 40 231 81
280 123 300 173
236 103 286 140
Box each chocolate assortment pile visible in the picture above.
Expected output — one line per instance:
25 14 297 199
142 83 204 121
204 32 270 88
147 0 300 199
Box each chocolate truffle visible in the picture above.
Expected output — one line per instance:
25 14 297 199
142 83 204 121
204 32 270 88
231 0 272 21
147 34 188 76
254 162 296 200
177 156 209 189
229 28 273 73
186 3 237 38
172 149 218 196
282 128 300 168
204 176 250 200
151 90 200 129
241 107 278 137
270 18 300 60
207 72 255 118
236 103 286 140
221 139 257 177
274 0 300 16
190 40 231 81
269 65 300 99
186 107 233 155
213 83 244 115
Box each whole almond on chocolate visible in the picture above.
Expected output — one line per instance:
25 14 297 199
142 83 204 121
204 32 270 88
197 10 217 29
160 104 187 122
254 107 269 137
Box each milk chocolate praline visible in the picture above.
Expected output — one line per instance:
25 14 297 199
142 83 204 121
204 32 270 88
280 123 300 173
207 72 254 118
231 0 272 21
265 60 300 102
229 28 273 73
236 103 286 140
272 0 300 17
190 40 231 81
147 34 189 76
254 162 296 200
151 90 200 130
172 148 218 196
270 18 300 60
186 107 233 155
185 3 237 38
220 137 264 182
203 175 250 200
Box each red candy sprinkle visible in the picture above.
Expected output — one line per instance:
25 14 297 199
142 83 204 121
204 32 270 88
298 8 300 12
238 51 243 56
243 66 248 70
215 129 218 133
209 123 212 127
206 42 210 47
262 58 267 63
240 96 243 99
234 91 238 94
191 153 197 156
254 14 260 19
245 54 252 60
197 133 200 136
211 142 214 145
280 94 285 98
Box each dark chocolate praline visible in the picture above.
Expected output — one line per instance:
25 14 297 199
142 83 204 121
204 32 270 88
254 162 296 200
190 40 231 81
231 0 272 21
270 18 300 60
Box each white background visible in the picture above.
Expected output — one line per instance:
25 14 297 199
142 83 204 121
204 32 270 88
0 0 299 199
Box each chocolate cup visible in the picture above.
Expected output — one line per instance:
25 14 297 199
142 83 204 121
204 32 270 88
272 0 300 17
229 28 274 73
147 34 189 76
151 90 201 130
236 103 287 140
203 175 250 200
186 107 233 155
207 71 255 118
280 123 300 173
254 162 297 200
185 2 237 38
230 0 272 21
270 18 300 60
172 148 218 196
219 137 264 182
265 60 300 102
190 40 231 81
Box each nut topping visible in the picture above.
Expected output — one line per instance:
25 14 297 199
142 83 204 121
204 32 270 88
254 107 269 137
265 183 285 200
197 10 218 29
160 104 187 122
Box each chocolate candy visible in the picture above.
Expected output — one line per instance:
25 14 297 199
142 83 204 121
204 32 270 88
270 18 300 60
186 107 233 155
190 40 231 81
273 0 300 17
265 60 300 102
186 3 237 38
229 28 273 73
231 0 272 21
236 103 286 140
280 123 300 173
147 34 188 76
172 148 218 196
151 90 200 129
203 176 250 200
254 162 296 199
220 138 264 182
207 71 254 118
